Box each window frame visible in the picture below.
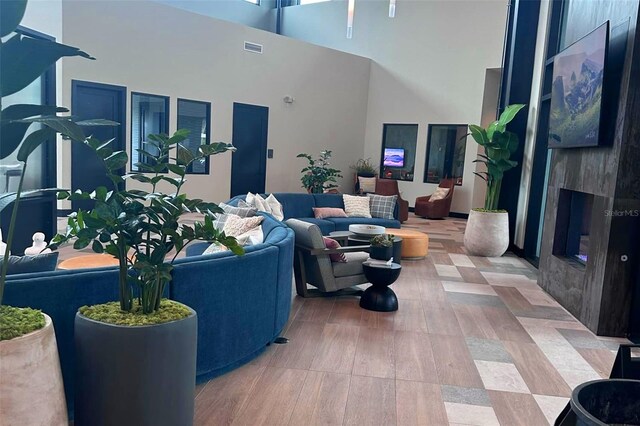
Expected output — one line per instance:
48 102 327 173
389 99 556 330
379 123 419 182
423 123 468 186
130 92 170 172
177 98 212 175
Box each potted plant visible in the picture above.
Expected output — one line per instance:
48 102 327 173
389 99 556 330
464 104 526 257
297 150 342 193
370 234 394 261
350 158 378 178
0 1 107 423
51 130 243 426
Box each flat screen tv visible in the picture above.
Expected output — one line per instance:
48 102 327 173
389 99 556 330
383 148 405 168
549 21 609 148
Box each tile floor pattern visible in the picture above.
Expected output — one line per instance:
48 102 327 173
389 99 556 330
192 216 629 425
57 215 628 425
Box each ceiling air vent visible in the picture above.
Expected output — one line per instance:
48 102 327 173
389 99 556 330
244 41 263 54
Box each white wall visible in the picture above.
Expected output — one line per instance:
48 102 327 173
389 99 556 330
57 0 371 203
282 0 508 212
156 0 277 32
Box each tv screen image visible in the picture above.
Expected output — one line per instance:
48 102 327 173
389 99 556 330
549 21 609 148
383 148 405 167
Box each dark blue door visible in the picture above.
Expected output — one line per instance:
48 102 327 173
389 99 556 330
231 103 269 197
71 81 126 211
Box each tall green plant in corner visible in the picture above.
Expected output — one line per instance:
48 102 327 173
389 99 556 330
0 0 109 334
469 104 526 211
297 150 342 194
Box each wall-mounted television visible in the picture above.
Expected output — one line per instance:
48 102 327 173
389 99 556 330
383 148 405 168
549 21 609 148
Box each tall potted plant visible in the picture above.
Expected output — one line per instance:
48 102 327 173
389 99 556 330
50 130 243 425
0 1 107 423
464 104 526 257
297 150 342 193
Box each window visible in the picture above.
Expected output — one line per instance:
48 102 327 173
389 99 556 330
177 99 211 175
424 124 467 185
379 124 418 182
131 93 169 172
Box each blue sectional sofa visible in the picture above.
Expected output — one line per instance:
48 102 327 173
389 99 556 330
3 213 294 414
227 192 401 235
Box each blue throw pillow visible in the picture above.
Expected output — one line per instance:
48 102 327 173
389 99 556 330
4 252 59 275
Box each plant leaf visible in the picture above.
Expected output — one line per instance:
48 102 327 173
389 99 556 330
16 127 56 161
497 104 526 127
176 143 195 166
1 33 94 97
104 151 128 171
0 0 27 37
0 104 68 159
0 188 65 212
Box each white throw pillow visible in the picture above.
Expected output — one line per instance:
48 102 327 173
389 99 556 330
235 225 264 246
246 192 270 214
203 242 228 255
343 194 372 218
265 194 284 221
429 187 450 202
358 176 376 193
222 214 264 237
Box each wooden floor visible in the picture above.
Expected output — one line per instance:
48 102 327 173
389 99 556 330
193 215 628 426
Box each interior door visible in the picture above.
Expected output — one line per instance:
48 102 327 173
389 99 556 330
230 103 269 197
71 80 126 211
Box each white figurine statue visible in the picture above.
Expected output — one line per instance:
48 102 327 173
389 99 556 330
24 232 52 256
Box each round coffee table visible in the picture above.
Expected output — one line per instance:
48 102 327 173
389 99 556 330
360 262 401 312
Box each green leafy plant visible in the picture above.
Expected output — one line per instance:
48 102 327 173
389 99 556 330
297 150 342 194
370 234 394 248
52 130 244 316
469 104 526 211
350 158 378 176
0 0 113 328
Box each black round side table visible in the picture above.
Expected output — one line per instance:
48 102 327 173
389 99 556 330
360 262 401 312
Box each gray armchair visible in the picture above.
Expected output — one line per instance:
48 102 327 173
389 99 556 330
286 219 370 297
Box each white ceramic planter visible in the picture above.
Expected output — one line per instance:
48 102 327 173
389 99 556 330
0 313 68 426
463 209 509 257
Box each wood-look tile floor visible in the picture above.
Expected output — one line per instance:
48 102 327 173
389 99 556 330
57 215 627 425
193 215 628 425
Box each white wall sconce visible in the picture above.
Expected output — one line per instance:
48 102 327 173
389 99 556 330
389 0 396 18
347 0 355 39
283 96 294 104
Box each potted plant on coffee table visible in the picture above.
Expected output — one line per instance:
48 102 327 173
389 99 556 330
464 104 526 257
0 1 111 423
51 130 243 426
297 150 342 193
370 234 394 261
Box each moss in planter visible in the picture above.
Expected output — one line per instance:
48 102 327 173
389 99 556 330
472 208 508 213
0 305 46 341
79 299 191 326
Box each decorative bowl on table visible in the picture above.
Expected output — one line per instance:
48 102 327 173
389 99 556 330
348 224 385 238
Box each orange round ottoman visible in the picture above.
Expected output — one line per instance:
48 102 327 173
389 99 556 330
384 228 429 259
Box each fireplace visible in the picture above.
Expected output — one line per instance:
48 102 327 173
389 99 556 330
552 189 594 266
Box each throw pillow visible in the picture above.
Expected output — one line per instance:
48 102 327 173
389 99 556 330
203 242 228 255
368 194 397 220
429 187 450 202
219 202 257 218
313 207 347 219
264 194 284 221
5 252 59 275
322 237 346 263
358 176 377 193
212 213 229 231
343 194 372 218
222 214 264 237
235 225 264 246
246 192 271 214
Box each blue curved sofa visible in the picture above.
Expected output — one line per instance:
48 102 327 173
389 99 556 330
3 213 294 414
227 192 401 234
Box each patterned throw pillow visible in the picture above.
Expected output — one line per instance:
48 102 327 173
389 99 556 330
222 215 264 237
203 242 228 255
429 187 450 202
219 202 257 218
212 213 229 230
343 194 372 218
358 176 377 193
368 194 397 220
322 237 346 263
313 207 347 219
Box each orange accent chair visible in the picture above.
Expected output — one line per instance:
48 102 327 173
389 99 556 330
414 178 455 219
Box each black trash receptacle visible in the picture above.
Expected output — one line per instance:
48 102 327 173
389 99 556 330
570 379 640 426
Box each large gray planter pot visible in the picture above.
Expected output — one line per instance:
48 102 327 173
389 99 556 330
74 305 197 426
463 209 509 257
